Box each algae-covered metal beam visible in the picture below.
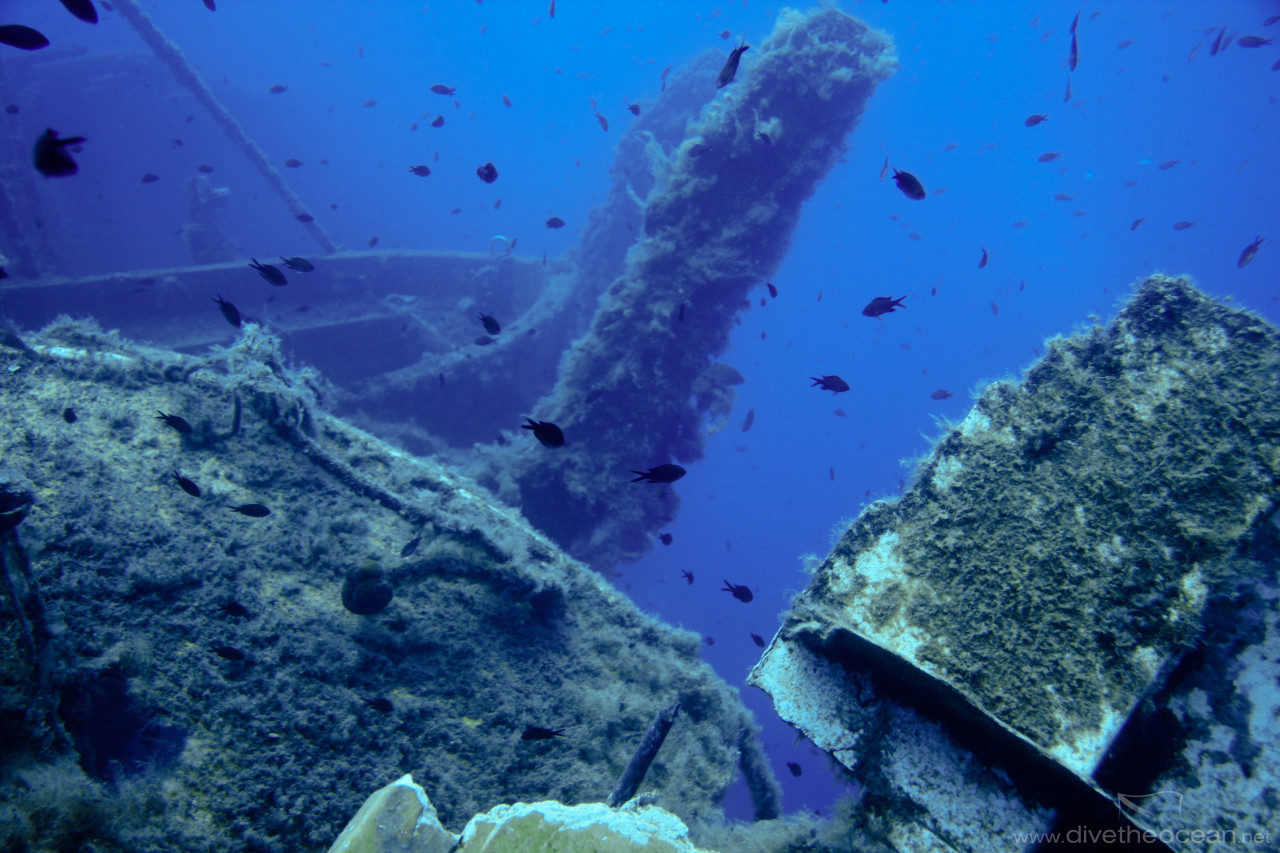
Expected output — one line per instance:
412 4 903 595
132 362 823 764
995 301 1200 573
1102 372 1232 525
509 8 896 569
750 275 1280 850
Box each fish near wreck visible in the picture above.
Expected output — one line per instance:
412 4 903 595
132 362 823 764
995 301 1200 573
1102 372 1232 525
810 375 850 395
891 168 926 200
631 464 686 484
717 38 749 88
34 129 85 177
249 258 287 286
862 295 906 317
1237 236 1263 268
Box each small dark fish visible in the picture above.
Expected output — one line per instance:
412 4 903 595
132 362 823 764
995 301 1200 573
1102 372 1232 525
1025 113 1049 126
213 295 241 327
862 295 906 317
661 63 673 91
197 164 214 173
400 534 422 558
217 601 249 618
156 410 193 434
269 84 287 94
631 464 686 484
502 95 513 107
1117 39 1135 49
249 258 287 286
364 697 393 713
228 503 271 517
63 407 77 423
0 25 51 51
549 0 555 19
931 389 954 400
810 375 850 394
594 112 609 132
750 633 765 648
1053 193 1075 201
1158 160 1180 170
1210 27 1227 57
476 162 498 183
546 216 566 229
295 213 314 223
1063 76 1072 103
362 99 377 108
479 313 501 335
1172 220 1197 230
627 103 640 116
430 84 456 96
140 173 160 183
521 725 565 741
173 471 201 497
721 580 753 603
280 256 314 272
474 335 495 346
717 39 749 88
681 569 694 585
368 236 379 248
203 0 216 10
34 129 86 177
1038 151 1062 162
741 408 755 432
978 246 989 268
59 0 99 24
208 643 245 661
1130 217 1145 231
1069 34 1078 71
766 281 778 298
1237 236 1263 268
786 761 803 777
4 105 17 114
1236 36 1274 48
879 155 889 181
522 418 565 447
891 168 926 200
659 533 673 546
284 158 303 168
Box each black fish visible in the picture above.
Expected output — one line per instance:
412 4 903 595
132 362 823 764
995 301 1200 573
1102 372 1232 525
546 216 565 229
631 464 686 484
681 569 694 584
522 418 565 447
408 165 431 176
430 84 456 96
810 375 850 394
34 129 85 177
1238 236 1263 268
479 313 501 335
476 162 499 183
861 295 906 317
721 580 753 602
217 601 249 617
891 169 926 200
659 533 673 546
203 0 216 10
62 407 77 423
156 410 193 434
228 503 271 517
173 470 201 497
0 25 50 51
213 295 241 327
786 761 803 777
750 632 765 647
208 643 245 661
400 534 422 558
59 0 99 24
364 697 393 713
1069 33 1078 71
280 256 314 272
474 335 495 346
766 281 778 298
430 115 444 128
717 39 749 88
249 258 287 286
521 725 565 741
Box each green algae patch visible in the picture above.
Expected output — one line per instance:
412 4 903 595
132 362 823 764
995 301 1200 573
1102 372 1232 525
758 275 1280 783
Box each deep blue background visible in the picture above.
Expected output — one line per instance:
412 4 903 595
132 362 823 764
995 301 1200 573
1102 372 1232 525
5 0 1278 822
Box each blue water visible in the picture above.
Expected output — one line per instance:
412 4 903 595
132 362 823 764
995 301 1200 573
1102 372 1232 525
6 0 1279 825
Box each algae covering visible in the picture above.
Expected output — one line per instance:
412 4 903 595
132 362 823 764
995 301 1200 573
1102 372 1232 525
754 276 1280 787
0 319 772 852
508 7 897 568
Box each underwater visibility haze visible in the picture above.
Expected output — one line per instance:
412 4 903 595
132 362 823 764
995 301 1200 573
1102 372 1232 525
1 1 1278 851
